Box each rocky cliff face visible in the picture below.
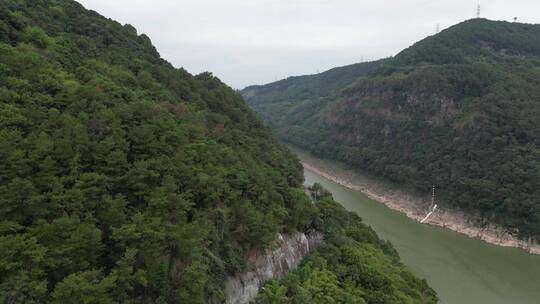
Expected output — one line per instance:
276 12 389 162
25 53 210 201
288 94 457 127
225 232 323 304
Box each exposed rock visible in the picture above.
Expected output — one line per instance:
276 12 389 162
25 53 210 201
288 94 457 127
225 231 323 304
301 160 540 255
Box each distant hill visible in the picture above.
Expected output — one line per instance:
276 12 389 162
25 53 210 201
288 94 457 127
242 60 386 129
244 19 540 240
243 60 386 105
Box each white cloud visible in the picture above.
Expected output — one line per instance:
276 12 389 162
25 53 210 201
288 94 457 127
77 0 540 88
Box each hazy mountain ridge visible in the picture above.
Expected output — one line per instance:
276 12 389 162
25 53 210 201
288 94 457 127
244 19 540 241
243 60 386 105
242 60 387 132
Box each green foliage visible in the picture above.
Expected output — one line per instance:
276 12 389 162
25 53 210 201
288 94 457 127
0 0 306 302
243 60 386 130
51 270 116 304
246 19 540 241
0 1 437 303
255 187 438 304
244 60 386 105
22 26 52 48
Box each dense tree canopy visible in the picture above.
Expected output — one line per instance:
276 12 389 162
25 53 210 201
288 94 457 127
0 1 437 302
0 0 306 302
243 19 540 241
243 60 386 130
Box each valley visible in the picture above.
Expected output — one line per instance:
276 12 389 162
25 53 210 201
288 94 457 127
3 1 540 303
244 19 540 248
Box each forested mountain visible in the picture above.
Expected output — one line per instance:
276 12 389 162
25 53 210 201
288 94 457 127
243 19 540 241
0 1 435 303
244 60 386 105
243 60 386 129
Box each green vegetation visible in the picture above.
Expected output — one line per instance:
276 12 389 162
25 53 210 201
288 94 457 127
244 60 385 106
256 184 437 304
0 0 307 302
243 60 386 129
0 1 436 302
243 19 540 241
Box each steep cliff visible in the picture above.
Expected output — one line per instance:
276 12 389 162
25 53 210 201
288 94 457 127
225 186 439 304
252 186 438 304
225 232 323 304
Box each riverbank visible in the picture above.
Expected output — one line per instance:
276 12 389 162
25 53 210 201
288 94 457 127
300 158 540 255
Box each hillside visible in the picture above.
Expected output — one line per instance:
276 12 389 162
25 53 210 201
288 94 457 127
0 1 436 303
243 19 540 241
244 60 386 105
243 60 386 129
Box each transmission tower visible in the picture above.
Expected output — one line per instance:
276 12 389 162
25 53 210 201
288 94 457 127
420 185 438 223
476 3 481 19
431 185 436 207
436 23 440 34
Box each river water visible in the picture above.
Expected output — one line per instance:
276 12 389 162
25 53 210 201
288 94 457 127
300 155 540 304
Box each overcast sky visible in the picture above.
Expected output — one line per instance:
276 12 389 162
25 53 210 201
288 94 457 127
77 0 540 89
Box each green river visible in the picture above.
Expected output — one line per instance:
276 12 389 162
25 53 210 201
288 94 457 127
299 153 540 304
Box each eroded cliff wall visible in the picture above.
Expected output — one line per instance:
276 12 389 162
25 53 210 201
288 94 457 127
225 232 323 304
